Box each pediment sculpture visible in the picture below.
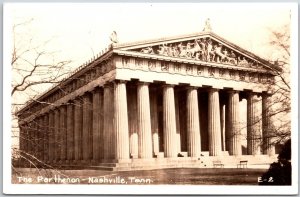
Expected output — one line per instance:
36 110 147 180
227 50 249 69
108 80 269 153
131 37 263 69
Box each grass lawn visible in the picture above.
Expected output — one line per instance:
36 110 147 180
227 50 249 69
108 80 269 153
12 168 267 185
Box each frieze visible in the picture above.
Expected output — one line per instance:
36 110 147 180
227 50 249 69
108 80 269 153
186 65 193 75
208 67 215 77
161 62 169 71
239 71 246 81
174 63 181 73
132 37 264 70
148 60 156 71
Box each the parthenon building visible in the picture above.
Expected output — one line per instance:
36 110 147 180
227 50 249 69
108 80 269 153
17 25 279 170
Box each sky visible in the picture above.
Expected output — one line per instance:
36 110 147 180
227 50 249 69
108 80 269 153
7 3 291 70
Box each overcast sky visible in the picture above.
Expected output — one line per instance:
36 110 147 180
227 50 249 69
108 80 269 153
7 3 291 70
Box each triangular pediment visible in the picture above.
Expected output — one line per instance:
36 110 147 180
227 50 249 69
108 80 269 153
113 32 276 72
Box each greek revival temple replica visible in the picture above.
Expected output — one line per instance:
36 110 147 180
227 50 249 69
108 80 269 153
17 23 279 170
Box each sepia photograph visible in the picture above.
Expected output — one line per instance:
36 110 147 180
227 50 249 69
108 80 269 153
3 2 298 195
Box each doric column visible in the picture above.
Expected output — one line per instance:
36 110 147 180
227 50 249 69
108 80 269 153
54 108 60 162
137 82 153 159
262 93 275 156
114 81 130 160
66 102 74 161
247 93 261 155
186 87 201 157
82 93 93 162
163 85 177 158
103 83 115 160
39 117 44 161
35 118 41 160
48 110 54 162
150 87 159 156
74 98 83 161
227 90 242 156
60 105 67 162
92 88 104 161
43 113 49 162
208 88 222 156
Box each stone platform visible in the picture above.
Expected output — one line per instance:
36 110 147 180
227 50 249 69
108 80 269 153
52 153 278 171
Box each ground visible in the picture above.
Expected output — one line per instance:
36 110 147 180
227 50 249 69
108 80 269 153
12 168 268 185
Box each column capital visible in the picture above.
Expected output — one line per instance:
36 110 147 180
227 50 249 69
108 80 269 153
186 86 199 91
227 89 239 94
162 84 175 88
114 80 128 84
103 81 115 88
137 81 150 86
207 88 220 93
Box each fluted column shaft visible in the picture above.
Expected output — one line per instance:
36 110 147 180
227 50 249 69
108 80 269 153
163 85 177 158
103 84 115 160
187 87 201 157
208 89 222 156
74 98 83 161
60 105 67 162
54 108 60 161
48 111 54 162
66 103 74 161
247 93 261 155
92 89 104 161
137 83 153 159
227 91 241 155
43 114 49 162
114 81 130 160
82 93 93 161
262 93 275 156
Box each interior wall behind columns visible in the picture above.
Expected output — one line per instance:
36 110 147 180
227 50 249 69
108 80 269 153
240 98 247 155
178 89 187 152
126 82 138 158
198 90 209 152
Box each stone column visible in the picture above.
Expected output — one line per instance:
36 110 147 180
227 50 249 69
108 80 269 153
150 87 159 156
262 93 275 156
186 87 201 157
208 88 222 156
48 110 54 162
35 118 41 160
43 113 49 162
66 102 74 161
103 83 115 160
163 85 177 158
39 117 44 161
60 105 67 162
82 93 93 162
114 81 130 160
54 108 60 162
227 91 242 156
137 82 153 159
74 98 83 161
247 93 261 155
92 88 104 161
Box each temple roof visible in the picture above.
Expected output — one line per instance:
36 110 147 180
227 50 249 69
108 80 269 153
17 28 280 115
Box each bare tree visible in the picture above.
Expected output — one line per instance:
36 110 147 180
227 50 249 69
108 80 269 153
267 23 291 144
11 18 73 178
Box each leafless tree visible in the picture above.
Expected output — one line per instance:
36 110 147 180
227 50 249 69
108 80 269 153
11 18 73 179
